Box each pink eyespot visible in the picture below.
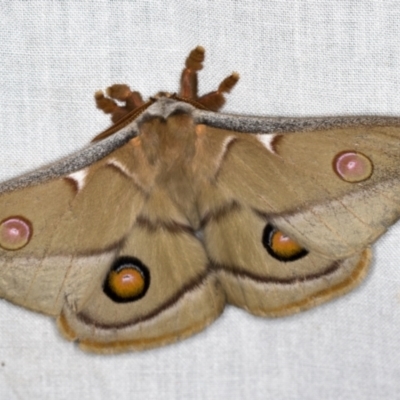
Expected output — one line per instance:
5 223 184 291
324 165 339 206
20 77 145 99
333 151 373 183
0 217 32 250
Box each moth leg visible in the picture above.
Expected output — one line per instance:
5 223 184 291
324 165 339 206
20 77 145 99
179 46 205 99
196 72 239 111
94 85 144 123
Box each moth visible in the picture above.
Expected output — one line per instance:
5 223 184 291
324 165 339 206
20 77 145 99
0 46 398 354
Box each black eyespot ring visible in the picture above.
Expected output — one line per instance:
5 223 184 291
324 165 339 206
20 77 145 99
262 224 308 262
103 256 150 303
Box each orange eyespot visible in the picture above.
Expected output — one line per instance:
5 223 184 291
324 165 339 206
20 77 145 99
109 268 144 298
262 224 308 262
103 257 150 303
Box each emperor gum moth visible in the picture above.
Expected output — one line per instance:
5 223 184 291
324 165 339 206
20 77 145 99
0 46 395 353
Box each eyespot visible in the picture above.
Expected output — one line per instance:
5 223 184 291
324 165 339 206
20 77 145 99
333 151 373 183
103 256 150 303
262 224 308 262
0 216 32 250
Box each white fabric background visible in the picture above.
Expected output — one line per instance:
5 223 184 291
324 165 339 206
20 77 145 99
0 1 400 399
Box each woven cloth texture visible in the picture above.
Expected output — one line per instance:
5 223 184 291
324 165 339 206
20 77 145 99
0 1 399 399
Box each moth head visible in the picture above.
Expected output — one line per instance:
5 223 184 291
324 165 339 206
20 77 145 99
151 92 174 100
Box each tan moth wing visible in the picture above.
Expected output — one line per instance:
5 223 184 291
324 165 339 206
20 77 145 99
0 46 399 352
195 105 400 316
0 47 236 352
